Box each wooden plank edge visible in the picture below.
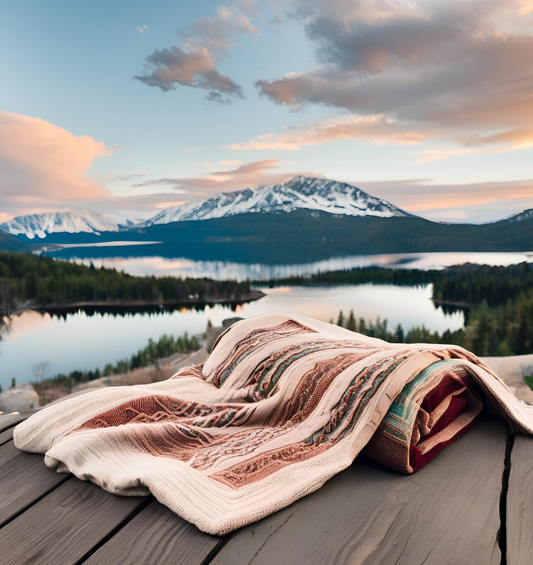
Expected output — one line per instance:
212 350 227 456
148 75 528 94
199 538 229 565
0 426 15 446
499 431 515 562
72 496 155 565
0 474 72 530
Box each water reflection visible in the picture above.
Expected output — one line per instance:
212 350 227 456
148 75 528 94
0 284 463 389
71 251 533 281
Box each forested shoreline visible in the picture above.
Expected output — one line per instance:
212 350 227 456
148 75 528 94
263 262 533 305
2 252 533 399
0 251 252 316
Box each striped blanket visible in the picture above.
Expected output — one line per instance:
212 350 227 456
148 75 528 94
14 314 533 535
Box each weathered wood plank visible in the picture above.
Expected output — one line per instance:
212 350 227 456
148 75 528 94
0 478 146 565
507 433 533 565
84 500 222 565
0 427 15 446
0 413 25 433
212 416 507 565
0 441 70 528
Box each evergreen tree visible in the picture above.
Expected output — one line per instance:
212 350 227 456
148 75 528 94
337 310 345 327
347 310 356 332
395 324 405 343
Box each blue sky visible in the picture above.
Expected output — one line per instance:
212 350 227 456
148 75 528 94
1 0 532 223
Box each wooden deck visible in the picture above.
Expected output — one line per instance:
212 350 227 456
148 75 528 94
0 412 531 565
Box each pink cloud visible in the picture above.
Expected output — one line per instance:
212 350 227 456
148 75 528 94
228 115 426 151
253 0 533 156
0 111 112 215
131 159 322 199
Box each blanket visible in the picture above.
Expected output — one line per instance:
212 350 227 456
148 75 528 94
14 314 533 535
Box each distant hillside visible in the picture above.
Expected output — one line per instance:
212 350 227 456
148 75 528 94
0 175 531 262
39 209 533 264
0 232 30 252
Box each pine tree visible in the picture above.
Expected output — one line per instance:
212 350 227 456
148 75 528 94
337 310 345 327
347 310 356 332
395 324 405 343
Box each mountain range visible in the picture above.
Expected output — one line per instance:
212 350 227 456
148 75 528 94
1 176 531 262
0 209 132 240
145 176 412 225
0 176 412 239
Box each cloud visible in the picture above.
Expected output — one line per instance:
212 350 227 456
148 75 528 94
0 111 112 216
135 45 243 97
130 159 317 198
356 178 533 214
228 114 426 150
102 173 147 182
255 0 533 153
233 0 259 16
71 192 192 220
136 25 148 33
135 5 259 102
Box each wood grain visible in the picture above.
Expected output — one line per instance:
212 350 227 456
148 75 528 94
507 433 533 565
0 413 25 433
84 500 222 565
0 427 14 446
0 441 70 528
0 478 146 565
212 416 507 565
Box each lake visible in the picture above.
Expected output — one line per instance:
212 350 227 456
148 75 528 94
70 251 533 280
1 250 531 391
0 284 463 390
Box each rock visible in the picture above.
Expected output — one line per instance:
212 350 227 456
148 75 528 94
222 317 244 328
481 354 533 388
205 317 244 352
0 383 40 413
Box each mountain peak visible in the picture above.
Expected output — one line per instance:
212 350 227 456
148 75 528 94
145 175 413 226
0 208 133 239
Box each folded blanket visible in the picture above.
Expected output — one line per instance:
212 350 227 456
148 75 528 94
14 314 533 535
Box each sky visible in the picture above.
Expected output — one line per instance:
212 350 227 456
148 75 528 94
0 0 532 224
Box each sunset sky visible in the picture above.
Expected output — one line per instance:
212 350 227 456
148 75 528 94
1 0 532 223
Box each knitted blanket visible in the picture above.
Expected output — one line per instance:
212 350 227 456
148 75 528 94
14 314 533 535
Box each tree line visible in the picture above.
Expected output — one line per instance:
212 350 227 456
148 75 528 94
0 251 251 314
32 332 200 399
334 290 533 357
264 262 533 308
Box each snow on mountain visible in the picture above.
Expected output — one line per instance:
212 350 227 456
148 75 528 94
0 209 133 239
145 176 414 226
507 209 533 223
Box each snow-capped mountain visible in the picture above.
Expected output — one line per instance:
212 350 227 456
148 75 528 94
0 209 133 239
144 176 414 226
507 209 533 223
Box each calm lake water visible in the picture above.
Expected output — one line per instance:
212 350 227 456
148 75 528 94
73 251 533 280
0 284 463 390
1 251 531 390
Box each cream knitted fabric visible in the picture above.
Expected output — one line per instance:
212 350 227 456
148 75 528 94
14 314 533 535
